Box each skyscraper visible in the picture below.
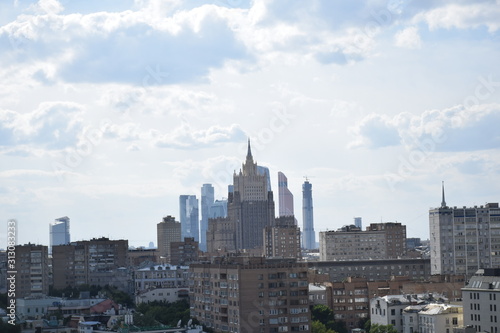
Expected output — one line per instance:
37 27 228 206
179 195 199 242
50 216 70 253
157 215 181 263
207 140 276 253
429 183 500 277
200 184 215 252
302 179 316 249
354 217 362 229
278 171 294 217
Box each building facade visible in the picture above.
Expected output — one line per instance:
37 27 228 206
157 215 182 262
52 238 129 291
416 304 463 333
302 179 315 250
263 216 301 259
135 264 190 304
371 294 448 333
180 195 200 242
278 171 294 217
429 199 500 278
461 268 500 333
309 258 431 282
170 237 200 266
15 244 50 297
50 216 70 253
319 222 406 261
190 257 311 333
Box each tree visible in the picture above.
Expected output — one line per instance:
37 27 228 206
312 320 338 333
369 323 398 333
311 305 346 333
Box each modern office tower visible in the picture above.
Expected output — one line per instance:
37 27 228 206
354 217 362 229
49 216 70 253
263 216 301 259
169 237 199 266
462 268 500 333
52 238 129 292
179 195 199 242
15 244 49 297
257 165 272 192
207 140 276 253
190 257 311 333
302 179 316 249
429 184 500 277
278 171 294 217
319 222 407 261
200 184 215 252
157 215 181 263
209 199 227 219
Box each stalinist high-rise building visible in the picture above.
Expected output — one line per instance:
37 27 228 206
207 140 276 253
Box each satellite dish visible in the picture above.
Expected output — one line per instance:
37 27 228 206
187 319 192 327
177 319 182 327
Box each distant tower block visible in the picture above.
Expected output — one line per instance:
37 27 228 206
302 179 316 249
354 217 362 229
278 171 294 217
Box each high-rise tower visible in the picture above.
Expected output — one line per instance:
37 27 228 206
179 195 199 242
207 140 275 253
302 179 316 249
200 184 215 252
278 171 294 217
50 216 70 253
157 215 181 263
429 183 500 278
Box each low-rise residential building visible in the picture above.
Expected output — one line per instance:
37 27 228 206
417 304 463 333
371 294 448 333
462 268 500 333
134 264 190 304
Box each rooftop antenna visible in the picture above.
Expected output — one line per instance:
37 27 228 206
441 181 447 208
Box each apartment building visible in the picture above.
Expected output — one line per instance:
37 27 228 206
190 256 311 333
319 222 406 261
52 238 129 291
15 244 50 297
462 268 500 333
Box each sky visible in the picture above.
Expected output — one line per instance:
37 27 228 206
1 0 500 248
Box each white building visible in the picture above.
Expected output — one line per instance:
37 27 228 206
429 193 500 278
134 264 190 304
371 294 448 333
50 216 70 253
462 268 500 333
417 304 463 333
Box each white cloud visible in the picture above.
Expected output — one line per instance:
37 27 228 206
28 0 64 15
394 26 421 49
0 101 85 150
153 123 246 149
415 3 500 33
350 104 500 152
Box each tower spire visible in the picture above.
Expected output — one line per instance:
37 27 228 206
246 138 253 163
441 181 446 208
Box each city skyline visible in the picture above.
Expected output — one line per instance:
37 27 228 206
1 1 499 248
